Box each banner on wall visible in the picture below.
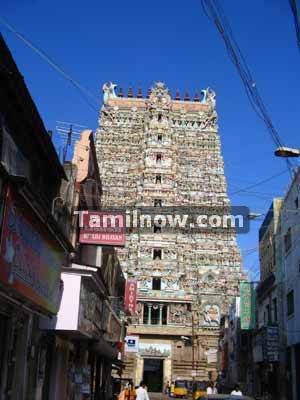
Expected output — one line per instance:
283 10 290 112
124 280 137 315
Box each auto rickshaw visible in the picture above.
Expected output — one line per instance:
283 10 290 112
193 381 208 399
174 379 188 398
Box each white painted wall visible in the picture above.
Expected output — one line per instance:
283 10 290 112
55 273 81 330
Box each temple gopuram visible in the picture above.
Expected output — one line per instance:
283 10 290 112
96 82 244 391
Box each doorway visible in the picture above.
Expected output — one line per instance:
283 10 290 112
143 358 163 392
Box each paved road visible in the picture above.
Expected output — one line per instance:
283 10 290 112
148 394 171 400
148 394 192 400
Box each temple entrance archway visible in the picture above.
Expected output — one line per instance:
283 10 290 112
143 358 163 392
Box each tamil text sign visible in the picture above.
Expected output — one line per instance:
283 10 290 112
0 187 64 314
240 281 255 330
79 211 125 246
124 280 137 315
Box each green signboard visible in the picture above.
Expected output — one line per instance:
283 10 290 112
240 281 255 330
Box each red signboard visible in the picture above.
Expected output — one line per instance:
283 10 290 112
124 280 137 315
79 211 125 246
0 187 64 314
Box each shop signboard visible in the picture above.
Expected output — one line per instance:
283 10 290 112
0 187 64 314
79 211 125 246
240 281 255 330
125 336 139 353
265 326 279 362
124 280 137 315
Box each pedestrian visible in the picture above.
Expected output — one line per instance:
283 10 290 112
165 381 170 395
125 381 136 400
206 382 214 395
231 384 243 396
212 382 218 394
170 381 175 397
136 381 150 400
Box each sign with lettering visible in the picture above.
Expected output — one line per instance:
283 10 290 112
125 336 139 353
79 211 125 246
124 280 137 315
0 187 64 314
240 281 255 330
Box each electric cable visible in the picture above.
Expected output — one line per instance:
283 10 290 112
0 16 99 112
289 0 300 52
201 0 295 175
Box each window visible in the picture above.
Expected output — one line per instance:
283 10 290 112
156 153 162 163
284 228 292 253
158 114 162 122
157 134 162 142
272 237 276 266
153 249 162 260
295 197 299 209
154 199 162 207
155 175 162 184
266 304 271 325
272 298 278 322
287 290 294 316
154 224 161 233
152 278 161 290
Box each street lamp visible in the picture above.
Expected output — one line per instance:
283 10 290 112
247 213 262 220
274 146 300 158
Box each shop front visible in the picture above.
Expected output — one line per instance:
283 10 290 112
0 185 65 400
40 266 122 400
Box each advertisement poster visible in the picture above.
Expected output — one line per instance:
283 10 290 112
0 187 64 314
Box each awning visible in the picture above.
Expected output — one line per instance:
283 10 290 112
89 338 118 360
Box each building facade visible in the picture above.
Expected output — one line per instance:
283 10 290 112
0 34 72 400
252 198 286 400
279 169 300 400
96 82 243 391
39 130 126 400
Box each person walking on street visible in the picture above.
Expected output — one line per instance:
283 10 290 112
212 382 218 394
165 381 170 395
125 381 136 400
206 382 214 395
136 381 150 400
231 384 243 396
170 381 175 397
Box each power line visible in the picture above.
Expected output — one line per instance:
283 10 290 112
201 0 295 174
289 0 300 52
0 16 99 112
229 169 289 196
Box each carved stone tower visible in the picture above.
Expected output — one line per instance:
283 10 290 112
96 82 243 389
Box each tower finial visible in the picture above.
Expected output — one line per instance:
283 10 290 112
175 90 180 100
184 91 190 101
128 87 133 98
137 87 143 98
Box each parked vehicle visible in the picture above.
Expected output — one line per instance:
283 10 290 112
174 379 188 398
201 395 255 400
194 381 209 399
